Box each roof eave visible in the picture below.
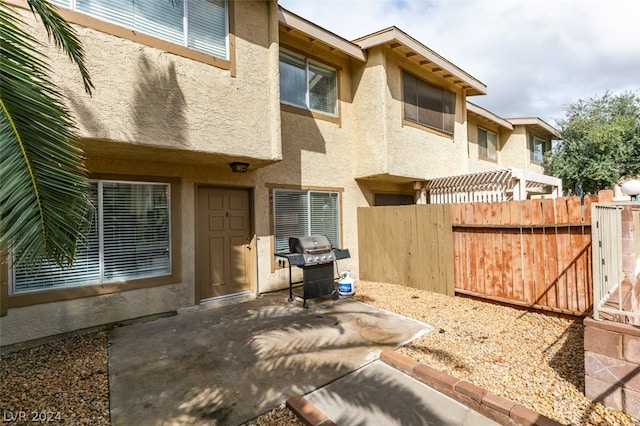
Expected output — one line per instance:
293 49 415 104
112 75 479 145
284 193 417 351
278 7 367 62
354 27 487 96
507 117 560 139
467 102 513 130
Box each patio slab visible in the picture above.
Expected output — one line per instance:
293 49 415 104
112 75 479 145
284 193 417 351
108 291 432 425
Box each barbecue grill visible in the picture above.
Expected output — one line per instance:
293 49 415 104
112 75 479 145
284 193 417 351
276 235 350 308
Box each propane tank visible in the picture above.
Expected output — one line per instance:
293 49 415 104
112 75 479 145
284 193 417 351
337 271 355 296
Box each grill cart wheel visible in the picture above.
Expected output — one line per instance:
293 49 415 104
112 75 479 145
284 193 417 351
288 295 293 303
331 290 339 300
303 300 309 309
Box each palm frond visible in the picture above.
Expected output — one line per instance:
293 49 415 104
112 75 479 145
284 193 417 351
0 2 92 269
25 0 93 94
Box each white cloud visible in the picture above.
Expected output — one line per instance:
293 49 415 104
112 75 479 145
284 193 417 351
279 0 640 126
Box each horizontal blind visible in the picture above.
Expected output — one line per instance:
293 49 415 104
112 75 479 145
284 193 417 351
102 182 170 282
12 181 171 294
308 62 337 116
188 0 227 58
273 190 308 253
279 51 307 109
310 191 339 248
72 0 228 59
13 183 100 293
134 1 184 46
48 0 71 7
77 0 134 29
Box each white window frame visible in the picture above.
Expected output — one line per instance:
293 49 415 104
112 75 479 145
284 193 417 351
478 127 497 160
48 0 229 60
272 189 341 254
279 49 338 117
10 179 172 294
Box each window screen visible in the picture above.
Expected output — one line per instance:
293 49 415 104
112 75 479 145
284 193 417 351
403 71 456 134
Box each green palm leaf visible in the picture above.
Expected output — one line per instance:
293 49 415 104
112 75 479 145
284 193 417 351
0 1 93 269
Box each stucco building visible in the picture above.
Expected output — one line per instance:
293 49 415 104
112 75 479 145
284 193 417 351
1 0 559 346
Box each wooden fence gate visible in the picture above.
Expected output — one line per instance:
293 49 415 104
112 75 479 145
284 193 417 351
357 196 596 316
451 196 595 316
357 204 454 296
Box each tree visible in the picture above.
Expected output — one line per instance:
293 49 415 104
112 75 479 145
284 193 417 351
0 0 94 268
545 91 640 195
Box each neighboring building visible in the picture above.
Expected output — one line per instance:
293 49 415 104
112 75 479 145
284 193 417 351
0 1 560 346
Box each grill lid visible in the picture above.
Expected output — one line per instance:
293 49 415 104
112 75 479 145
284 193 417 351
289 235 332 254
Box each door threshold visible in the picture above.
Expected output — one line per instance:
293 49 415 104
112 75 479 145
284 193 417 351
178 291 254 314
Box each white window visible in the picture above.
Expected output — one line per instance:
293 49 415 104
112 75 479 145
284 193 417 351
11 180 171 294
478 128 497 160
49 0 228 59
530 135 546 163
403 71 456 134
279 50 338 116
273 189 340 253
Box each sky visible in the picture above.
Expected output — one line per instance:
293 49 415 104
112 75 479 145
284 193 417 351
278 0 640 127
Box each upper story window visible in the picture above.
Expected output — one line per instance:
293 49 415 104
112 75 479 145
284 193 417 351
478 127 497 160
530 135 547 163
49 0 228 59
279 49 338 117
403 71 456 134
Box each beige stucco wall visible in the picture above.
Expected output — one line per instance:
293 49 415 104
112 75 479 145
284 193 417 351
16 2 282 164
257 32 362 293
501 125 549 174
351 46 470 180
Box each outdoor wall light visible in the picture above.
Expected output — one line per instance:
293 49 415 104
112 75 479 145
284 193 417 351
229 162 250 173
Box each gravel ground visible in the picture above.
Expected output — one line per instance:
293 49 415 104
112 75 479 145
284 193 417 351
0 330 110 425
2 282 638 425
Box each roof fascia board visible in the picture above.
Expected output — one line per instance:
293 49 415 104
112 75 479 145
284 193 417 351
467 102 513 130
507 117 560 138
355 27 486 95
278 7 366 62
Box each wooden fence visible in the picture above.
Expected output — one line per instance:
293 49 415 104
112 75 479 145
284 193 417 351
451 196 596 316
357 196 596 316
357 204 454 296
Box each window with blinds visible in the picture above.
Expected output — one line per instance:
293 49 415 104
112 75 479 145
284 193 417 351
11 180 171 294
478 127 497 160
48 0 228 59
403 71 456 134
273 189 340 253
279 50 337 116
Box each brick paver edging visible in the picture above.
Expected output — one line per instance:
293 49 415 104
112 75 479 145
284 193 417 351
381 350 561 426
286 351 561 426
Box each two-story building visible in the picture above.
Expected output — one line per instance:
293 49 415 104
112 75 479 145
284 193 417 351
0 1 559 346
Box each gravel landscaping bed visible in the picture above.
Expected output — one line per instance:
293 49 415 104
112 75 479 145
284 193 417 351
2 282 638 425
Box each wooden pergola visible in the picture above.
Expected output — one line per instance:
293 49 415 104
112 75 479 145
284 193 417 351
415 168 562 204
